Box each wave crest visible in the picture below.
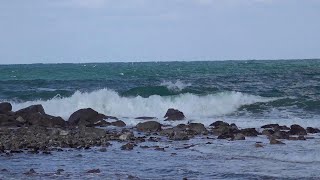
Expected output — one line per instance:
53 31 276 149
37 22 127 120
11 88 275 120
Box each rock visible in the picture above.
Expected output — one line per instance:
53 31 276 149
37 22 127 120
255 143 264 148
86 169 101 173
217 133 234 139
119 132 134 141
272 130 289 139
121 143 135 150
209 121 229 127
240 128 259 137
111 120 126 127
93 120 110 127
99 147 107 152
306 127 320 134
24 168 36 175
135 117 156 120
289 124 307 135
232 133 245 140
136 121 161 132
269 138 285 145
164 108 185 121
154 147 165 151
59 130 69 136
0 102 12 114
188 123 208 135
16 116 26 123
0 114 22 126
68 108 107 126
56 169 64 174
261 124 279 129
169 131 189 141
79 127 106 138
16 104 45 115
262 129 274 136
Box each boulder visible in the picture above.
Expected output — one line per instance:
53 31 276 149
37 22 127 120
121 143 135 150
164 108 185 121
261 124 279 129
232 133 245 140
269 138 285 145
15 104 45 115
0 114 22 127
0 102 12 114
262 129 274 136
169 131 189 141
68 108 107 126
188 123 207 135
240 128 259 136
289 124 307 135
272 130 289 139
306 127 320 134
136 121 161 132
111 120 126 127
209 121 229 127
86 169 101 173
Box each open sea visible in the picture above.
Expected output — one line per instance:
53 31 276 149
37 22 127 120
1 60 320 179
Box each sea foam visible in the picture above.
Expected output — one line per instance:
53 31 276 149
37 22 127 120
11 88 274 120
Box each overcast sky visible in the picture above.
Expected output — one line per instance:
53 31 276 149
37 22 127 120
0 0 320 64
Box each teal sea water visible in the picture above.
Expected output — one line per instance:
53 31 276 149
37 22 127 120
1 60 320 122
1 60 320 179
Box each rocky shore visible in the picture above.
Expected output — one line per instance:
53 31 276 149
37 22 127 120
1 102 320 156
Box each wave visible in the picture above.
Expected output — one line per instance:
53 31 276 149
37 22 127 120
160 80 192 92
10 88 275 120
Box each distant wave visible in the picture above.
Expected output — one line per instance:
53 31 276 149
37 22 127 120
160 80 192 92
11 88 275 120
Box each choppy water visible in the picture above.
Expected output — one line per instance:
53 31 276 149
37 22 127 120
1 60 320 179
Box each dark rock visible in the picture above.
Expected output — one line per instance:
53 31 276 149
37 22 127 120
169 131 189 141
164 108 185 121
16 104 45 115
135 117 156 120
272 130 289 139
289 124 307 135
270 138 285 145
261 124 280 129
121 143 135 150
93 120 110 127
1 169 9 172
255 143 264 148
262 129 274 136
306 127 320 134
99 147 107 152
0 102 12 114
56 169 64 174
68 108 107 126
86 169 101 173
24 168 36 175
119 132 134 141
0 114 22 126
111 120 126 127
136 121 161 132
154 147 165 151
188 123 207 135
240 128 259 136
232 133 245 140
217 133 234 139
209 121 229 127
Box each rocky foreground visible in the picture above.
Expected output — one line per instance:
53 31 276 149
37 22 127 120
1 102 320 156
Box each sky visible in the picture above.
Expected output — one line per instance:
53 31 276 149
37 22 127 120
0 0 320 64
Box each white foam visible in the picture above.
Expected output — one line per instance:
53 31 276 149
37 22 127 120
11 88 273 121
160 80 192 91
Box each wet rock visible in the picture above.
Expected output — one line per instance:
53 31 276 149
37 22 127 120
135 117 156 120
121 143 135 150
289 124 307 135
262 129 274 136
24 168 37 175
16 116 26 123
93 120 110 127
59 130 69 136
218 133 234 139
269 138 285 145
136 121 162 132
79 127 106 138
209 121 229 127
188 123 208 135
86 169 101 173
119 132 134 141
306 127 320 134
154 147 165 151
111 120 126 127
272 130 289 139
0 102 12 114
288 136 306 141
99 147 107 152
232 133 245 140
261 124 279 129
240 128 259 137
56 169 64 175
68 108 107 126
169 131 189 141
164 108 185 121
0 114 22 126
255 143 264 148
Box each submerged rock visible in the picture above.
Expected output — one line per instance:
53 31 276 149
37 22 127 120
136 121 162 132
164 108 185 121
121 143 135 150
86 169 101 173
24 168 37 175
111 120 126 127
269 138 285 145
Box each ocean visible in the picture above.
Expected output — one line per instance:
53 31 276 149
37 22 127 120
1 60 320 179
